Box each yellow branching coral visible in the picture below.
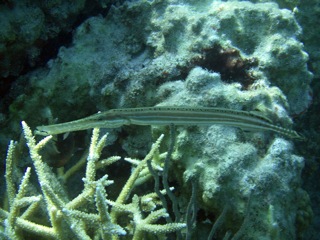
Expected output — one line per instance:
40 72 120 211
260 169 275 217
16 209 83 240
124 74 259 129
0 122 186 239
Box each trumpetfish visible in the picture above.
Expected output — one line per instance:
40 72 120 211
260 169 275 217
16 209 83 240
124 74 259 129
35 106 304 141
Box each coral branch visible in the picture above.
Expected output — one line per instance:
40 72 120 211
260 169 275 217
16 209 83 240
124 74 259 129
1 123 186 239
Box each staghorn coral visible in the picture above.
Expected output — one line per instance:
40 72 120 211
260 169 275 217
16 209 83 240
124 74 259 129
0 122 185 239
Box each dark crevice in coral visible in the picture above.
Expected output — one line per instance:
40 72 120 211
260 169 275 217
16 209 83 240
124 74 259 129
296 76 320 173
0 76 15 110
295 76 320 237
33 32 73 70
0 76 30 114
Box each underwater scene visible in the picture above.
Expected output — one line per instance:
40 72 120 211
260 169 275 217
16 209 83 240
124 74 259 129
0 0 319 239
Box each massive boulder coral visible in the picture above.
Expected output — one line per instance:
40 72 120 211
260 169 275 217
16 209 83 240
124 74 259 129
156 67 311 239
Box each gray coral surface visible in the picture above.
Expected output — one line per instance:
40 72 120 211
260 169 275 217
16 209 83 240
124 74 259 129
1 0 316 239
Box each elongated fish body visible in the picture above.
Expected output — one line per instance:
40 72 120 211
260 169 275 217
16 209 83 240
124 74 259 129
35 106 304 140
